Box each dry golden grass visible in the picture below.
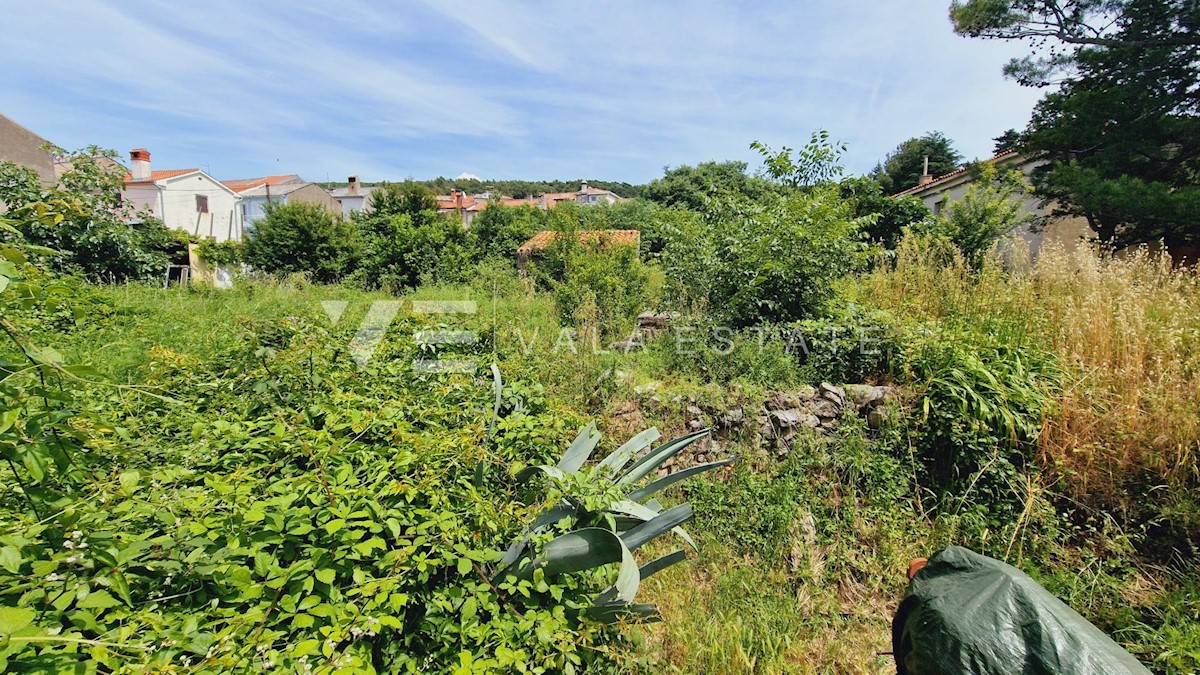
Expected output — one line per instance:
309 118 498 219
855 240 1200 531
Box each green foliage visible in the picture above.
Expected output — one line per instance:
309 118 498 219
0 148 185 282
839 176 931 249
638 319 803 387
751 131 846 188
196 239 245 267
532 204 649 333
787 303 898 384
950 0 1199 85
243 202 355 283
339 177 640 201
956 0 1200 247
900 317 1060 517
870 131 963 194
641 161 771 211
912 162 1034 266
662 176 872 326
498 424 731 623
0 247 726 672
470 202 543 259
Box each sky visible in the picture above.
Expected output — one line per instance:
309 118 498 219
1 0 1045 185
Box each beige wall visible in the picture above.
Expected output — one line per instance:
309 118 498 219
286 183 341 218
0 114 55 185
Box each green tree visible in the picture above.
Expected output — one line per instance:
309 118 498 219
243 202 355 283
839 176 931 248
661 134 873 326
950 0 1200 85
957 0 1200 247
993 129 1021 154
0 147 185 282
641 161 771 211
915 162 1035 265
470 201 543 258
870 132 964 194
367 181 438 223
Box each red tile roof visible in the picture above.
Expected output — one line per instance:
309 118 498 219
517 229 640 254
221 174 301 192
123 168 199 184
891 149 1020 198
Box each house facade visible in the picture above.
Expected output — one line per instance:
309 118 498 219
222 175 339 227
330 175 378 217
121 149 244 243
0 113 56 186
893 150 1092 257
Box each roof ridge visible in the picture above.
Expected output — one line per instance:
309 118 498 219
891 149 1019 198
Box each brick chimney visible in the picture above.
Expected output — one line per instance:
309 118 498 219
130 148 151 182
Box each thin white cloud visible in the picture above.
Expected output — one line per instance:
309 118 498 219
1 0 1047 182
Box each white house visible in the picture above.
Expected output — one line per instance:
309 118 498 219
221 175 340 228
893 150 1092 257
329 175 378 217
121 149 244 243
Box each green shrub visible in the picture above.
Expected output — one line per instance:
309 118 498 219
660 136 874 327
910 162 1034 266
900 319 1060 519
532 205 649 335
243 202 355 283
786 303 899 384
0 148 186 282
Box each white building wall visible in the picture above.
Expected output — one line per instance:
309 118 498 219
157 174 243 242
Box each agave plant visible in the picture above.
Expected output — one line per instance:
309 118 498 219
493 422 734 622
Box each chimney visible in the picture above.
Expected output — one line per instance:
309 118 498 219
130 148 151 182
347 175 360 196
453 189 463 211
917 156 934 186
580 180 589 193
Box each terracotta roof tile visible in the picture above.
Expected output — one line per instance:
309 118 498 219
517 229 640 254
221 174 301 192
123 168 199 184
891 149 1019 198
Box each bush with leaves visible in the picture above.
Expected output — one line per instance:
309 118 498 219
0 148 186 282
531 204 649 334
243 202 356 283
912 162 1035 266
661 135 874 326
839 176 931 249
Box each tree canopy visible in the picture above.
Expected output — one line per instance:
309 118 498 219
870 132 964 194
641 160 771 210
960 0 1200 247
951 0 1200 85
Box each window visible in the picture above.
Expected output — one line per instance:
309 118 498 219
196 195 209 213
933 199 946 216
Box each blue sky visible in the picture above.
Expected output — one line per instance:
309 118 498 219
1 0 1043 185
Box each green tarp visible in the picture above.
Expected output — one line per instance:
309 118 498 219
892 546 1151 674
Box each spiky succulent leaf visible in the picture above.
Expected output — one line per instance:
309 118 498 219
557 422 600 475
582 603 662 624
594 549 687 605
596 427 661 478
620 504 693 552
626 457 735 502
514 528 641 604
608 499 696 550
617 428 711 486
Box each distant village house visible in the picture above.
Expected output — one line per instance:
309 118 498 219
221 174 340 227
